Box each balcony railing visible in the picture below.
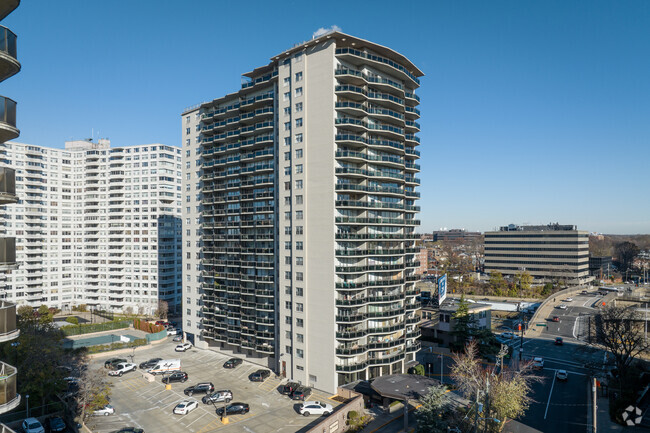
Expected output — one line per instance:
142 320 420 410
0 167 15 205
0 239 15 272
0 25 18 82
0 361 19 414
0 96 17 143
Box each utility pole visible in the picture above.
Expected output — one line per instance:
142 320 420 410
592 377 597 433
483 374 491 433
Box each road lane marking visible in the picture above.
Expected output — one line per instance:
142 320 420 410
544 373 556 419
572 316 580 338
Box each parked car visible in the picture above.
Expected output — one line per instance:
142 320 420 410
46 416 66 433
138 358 162 370
216 402 250 416
299 401 333 416
556 370 568 381
21 418 45 433
184 382 215 396
167 328 180 336
202 390 233 404
94 404 115 416
223 358 243 369
581 290 589 295
104 358 128 369
552 316 560 322
249 369 271 382
555 337 564 346
173 400 199 415
500 332 515 339
108 363 137 377
291 386 312 401
162 371 188 384
281 381 300 395
172 335 183 342
109 428 144 433
175 342 192 352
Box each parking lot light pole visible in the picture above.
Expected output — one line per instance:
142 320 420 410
25 394 29 418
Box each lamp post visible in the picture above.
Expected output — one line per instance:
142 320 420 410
10 341 19 367
438 354 443 384
25 394 29 418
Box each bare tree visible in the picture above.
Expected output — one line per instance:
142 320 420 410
155 300 169 320
451 342 538 432
615 241 640 276
591 304 649 382
76 366 112 425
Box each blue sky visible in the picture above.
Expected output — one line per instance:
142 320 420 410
3 1 649 234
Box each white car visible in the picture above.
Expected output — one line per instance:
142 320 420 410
557 304 568 310
532 357 544 370
175 342 193 352
167 327 182 336
21 418 44 433
173 399 199 415
108 362 137 377
299 401 333 416
564 298 573 302
556 370 568 381
94 404 115 416
500 332 516 339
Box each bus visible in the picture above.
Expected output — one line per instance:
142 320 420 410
599 287 620 294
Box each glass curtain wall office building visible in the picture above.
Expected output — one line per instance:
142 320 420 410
183 31 422 393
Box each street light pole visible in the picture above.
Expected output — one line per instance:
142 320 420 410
25 394 29 418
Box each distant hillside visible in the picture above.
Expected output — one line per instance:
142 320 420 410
590 234 650 256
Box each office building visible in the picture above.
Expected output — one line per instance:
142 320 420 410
0 0 21 419
431 229 481 242
0 139 183 314
589 255 612 278
183 31 422 393
484 223 591 284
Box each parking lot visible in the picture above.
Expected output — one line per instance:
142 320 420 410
90 340 341 433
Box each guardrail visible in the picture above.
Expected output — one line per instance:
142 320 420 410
525 284 587 336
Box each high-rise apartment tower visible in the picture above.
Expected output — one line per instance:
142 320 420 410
183 31 422 393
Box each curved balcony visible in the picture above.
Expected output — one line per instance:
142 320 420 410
0 26 19 83
0 1 19 22
0 361 19 414
0 238 15 272
335 360 368 373
0 301 18 343
0 96 17 143
0 168 16 204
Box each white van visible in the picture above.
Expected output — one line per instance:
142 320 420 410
147 359 181 375
532 357 544 370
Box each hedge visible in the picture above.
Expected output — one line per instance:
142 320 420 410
133 318 165 334
85 338 148 354
61 320 130 336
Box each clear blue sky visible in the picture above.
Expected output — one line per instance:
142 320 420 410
3 1 649 234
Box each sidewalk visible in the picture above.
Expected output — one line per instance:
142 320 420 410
597 396 625 433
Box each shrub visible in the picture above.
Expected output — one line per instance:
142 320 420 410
348 410 358 420
65 316 79 325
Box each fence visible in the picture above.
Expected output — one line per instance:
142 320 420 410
93 310 114 321
61 320 130 337
0 401 64 424
145 330 167 343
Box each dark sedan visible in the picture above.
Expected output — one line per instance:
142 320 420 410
138 358 162 370
110 429 144 433
223 358 243 369
216 402 250 416
47 416 66 432
161 371 188 383
104 358 127 369
249 369 271 382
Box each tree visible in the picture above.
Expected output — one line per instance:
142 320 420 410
591 305 649 383
155 300 169 319
615 241 640 275
76 366 112 425
415 384 451 433
488 271 507 296
37 304 53 325
515 272 532 293
452 295 475 347
451 342 538 433
541 282 553 297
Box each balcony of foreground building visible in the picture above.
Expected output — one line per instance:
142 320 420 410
0 301 18 343
0 0 18 22
0 96 17 144
0 26 19 83
0 361 19 414
0 238 15 272
0 424 18 433
0 168 16 205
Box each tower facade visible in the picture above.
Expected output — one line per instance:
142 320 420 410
183 31 422 393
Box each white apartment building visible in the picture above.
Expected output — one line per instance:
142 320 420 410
0 139 183 314
183 31 422 394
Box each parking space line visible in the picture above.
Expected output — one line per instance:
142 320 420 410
195 419 222 433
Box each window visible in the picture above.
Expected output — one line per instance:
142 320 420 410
284 151 291 161
295 102 303 112
283 77 290 86
285 316 292 325
296 349 304 358
297 333 304 343
284 181 291 191
284 137 291 146
185 139 190 146
297 365 304 371
284 196 291 205
296 319 304 327
295 71 303 81
284 241 291 250
283 92 290 101
296 272 303 281
285 331 291 339
286 345 292 354
285 256 291 264
295 164 303 174
295 180 303 189
285 301 292 309
284 211 291 220
295 87 303 96
296 241 303 250
296 226 303 235
296 257 303 266
296 210 303 220
295 118 303 127
295 149 303 158
285 271 291 279
284 166 291 175
296 195 303 204
284 107 291 116
296 287 303 296
295 133 303 143
309 374 317 383
296 303 304 312
185 128 190 135
284 122 291 131
285 285 292 295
